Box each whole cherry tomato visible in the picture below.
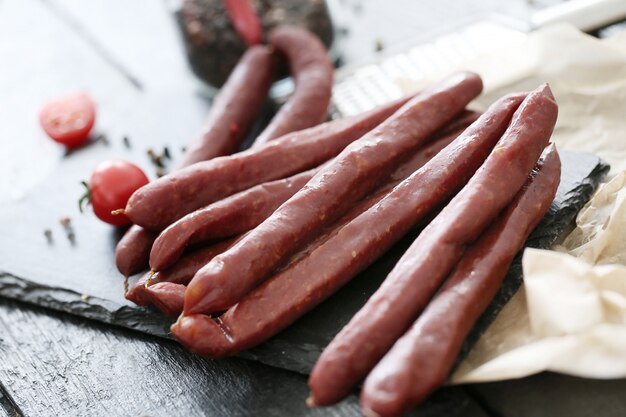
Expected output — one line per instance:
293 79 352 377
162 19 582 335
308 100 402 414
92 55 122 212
80 160 149 226
39 92 96 148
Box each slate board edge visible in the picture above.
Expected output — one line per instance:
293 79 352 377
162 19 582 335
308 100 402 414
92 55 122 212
0 273 173 337
0 153 610 377
455 155 610 366
0 381 22 417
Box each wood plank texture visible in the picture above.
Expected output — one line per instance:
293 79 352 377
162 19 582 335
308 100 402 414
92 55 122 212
468 373 626 417
0 298 491 417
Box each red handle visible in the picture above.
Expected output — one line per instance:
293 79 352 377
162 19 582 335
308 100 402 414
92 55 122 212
223 0 262 46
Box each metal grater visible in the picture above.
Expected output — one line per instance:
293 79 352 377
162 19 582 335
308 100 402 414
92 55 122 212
272 0 626 118
330 21 527 118
329 0 626 117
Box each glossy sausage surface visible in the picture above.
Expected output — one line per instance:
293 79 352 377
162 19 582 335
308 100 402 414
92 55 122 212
124 96 413 231
309 84 558 406
254 25 334 147
115 46 274 276
183 72 483 315
360 145 561 417
126 239 236 306
145 282 187 317
176 45 275 167
169 121 472 355
149 167 319 271
115 226 158 277
146 112 479 318
172 92 519 357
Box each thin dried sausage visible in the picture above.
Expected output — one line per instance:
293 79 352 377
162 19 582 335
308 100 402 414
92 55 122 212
115 226 158 278
145 282 186 317
149 167 319 272
183 72 483 315
125 238 237 306
149 113 479 317
176 45 275 167
124 95 414 231
115 46 274 276
171 92 519 356
308 84 558 406
169 116 484 354
150 111 480 273
360 145 561 417
253 25 334 147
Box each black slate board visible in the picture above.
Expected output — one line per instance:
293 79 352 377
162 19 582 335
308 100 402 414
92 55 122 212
0 137 608 375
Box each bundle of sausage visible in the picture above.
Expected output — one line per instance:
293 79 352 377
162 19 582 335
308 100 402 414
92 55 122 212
308 84 560 416
124 71 480 309
116 24 334 278
117 25 560 415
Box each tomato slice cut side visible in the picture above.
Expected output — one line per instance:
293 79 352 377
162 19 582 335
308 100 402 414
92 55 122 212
39 92 96 148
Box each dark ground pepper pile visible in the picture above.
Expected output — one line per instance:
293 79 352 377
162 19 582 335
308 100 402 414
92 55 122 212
177 0 334 87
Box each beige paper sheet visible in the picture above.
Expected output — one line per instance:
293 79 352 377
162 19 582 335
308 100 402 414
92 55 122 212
453 173 626 382
398 24 626 382
452 26 626 383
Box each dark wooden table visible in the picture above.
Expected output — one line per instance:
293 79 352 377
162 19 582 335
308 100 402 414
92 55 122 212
2 1 626 416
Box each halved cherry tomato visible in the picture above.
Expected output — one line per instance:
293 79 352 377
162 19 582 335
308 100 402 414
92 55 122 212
40 92 96 148
80 160 149 226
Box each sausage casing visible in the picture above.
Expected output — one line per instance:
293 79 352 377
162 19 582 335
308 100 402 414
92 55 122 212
125 238 237 306
115 46 275 276
115 226 158 278
146 112 479 317
169 120 475 355
149 167 319 272
183 72 483 315
253 25 334 147
173 93 526 356
151 107 479 272
309 84 558 406
360 145 561 417
124 95 414 231
177 45 276 167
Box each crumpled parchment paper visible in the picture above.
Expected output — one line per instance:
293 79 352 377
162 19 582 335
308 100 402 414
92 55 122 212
452 173 626 382
397 23 626 383
433 24 626 383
